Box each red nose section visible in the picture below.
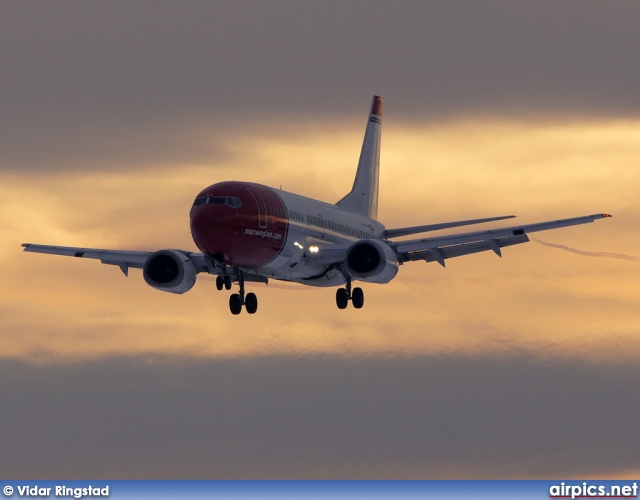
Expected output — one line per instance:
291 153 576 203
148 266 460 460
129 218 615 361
190 181 288 268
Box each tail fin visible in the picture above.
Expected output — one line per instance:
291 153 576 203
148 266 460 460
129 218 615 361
336 95 382 220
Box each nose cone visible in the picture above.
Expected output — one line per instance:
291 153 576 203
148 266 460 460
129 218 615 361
190 184 244 264
189 181 289 269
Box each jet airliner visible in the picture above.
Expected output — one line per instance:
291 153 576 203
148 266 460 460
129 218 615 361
23 96 611 314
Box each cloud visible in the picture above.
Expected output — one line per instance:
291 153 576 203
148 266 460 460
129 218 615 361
3 1 639 481
3 119 639 364
3 2 640 172
1 353 639 479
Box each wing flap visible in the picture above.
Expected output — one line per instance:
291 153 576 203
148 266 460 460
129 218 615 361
402 234 530 266
391 213 611 266
392 214 610 255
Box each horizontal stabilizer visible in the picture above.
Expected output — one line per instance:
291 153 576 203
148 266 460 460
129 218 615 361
384 215 516 239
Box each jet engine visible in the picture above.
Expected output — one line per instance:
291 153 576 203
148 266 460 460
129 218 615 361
345 239 399 284
143 250 197 294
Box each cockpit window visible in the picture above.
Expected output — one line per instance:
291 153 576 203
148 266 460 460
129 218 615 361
193 196 242 208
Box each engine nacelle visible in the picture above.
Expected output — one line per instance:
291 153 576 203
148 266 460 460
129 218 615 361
345 239 399 284
143 250 197 294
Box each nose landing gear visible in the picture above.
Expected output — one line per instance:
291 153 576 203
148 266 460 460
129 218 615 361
229 272 258 315
335 275 364 310
215 275 233 291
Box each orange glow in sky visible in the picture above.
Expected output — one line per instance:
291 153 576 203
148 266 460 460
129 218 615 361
3 118 638 363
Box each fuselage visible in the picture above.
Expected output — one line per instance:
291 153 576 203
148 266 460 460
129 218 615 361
189 181 386 286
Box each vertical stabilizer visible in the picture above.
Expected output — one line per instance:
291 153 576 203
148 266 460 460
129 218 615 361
336 95 382 220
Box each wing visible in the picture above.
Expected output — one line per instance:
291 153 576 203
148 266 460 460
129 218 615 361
21 244 204 276
21 243 269 284
388 213 612 267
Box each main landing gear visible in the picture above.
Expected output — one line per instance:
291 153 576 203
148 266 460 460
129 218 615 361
216 269 258 315
336 276 364 310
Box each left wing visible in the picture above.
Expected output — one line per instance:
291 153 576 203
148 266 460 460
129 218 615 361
388 213 612 267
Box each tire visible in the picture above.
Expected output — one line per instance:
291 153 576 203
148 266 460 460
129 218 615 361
229 294 243 315
245 292 258 314
216 276 224 291
224 276 233 290
352 287 364 309
336 288 349 309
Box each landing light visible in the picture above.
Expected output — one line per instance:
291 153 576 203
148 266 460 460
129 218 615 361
294 242 304 249
308 245 319 254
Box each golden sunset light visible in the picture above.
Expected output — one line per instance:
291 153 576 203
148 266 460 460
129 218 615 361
4 119 638 364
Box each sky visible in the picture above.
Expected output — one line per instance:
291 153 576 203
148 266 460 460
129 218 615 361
2 1 640 479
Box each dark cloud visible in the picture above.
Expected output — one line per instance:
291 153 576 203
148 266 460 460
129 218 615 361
2 1 640 171
1 353 638 478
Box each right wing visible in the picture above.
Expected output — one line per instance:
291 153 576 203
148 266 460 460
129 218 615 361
388 213 612 267
21 244 268 283
22 244 155 276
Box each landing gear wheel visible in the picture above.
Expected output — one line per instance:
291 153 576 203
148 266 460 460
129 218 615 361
216 275 224 291
224 276 232 290
229 294 243 315
336 288 349 309
352 287 364 309
245 292 258 314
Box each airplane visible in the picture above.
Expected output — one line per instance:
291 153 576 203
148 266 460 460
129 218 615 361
23 96 611 315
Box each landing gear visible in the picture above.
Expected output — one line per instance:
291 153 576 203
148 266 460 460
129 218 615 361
351 287 364 309
245 292 258 314
335 274 365 310
336 288 349 309
229 293 243 315
221 268 258 315
215 274 233 291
